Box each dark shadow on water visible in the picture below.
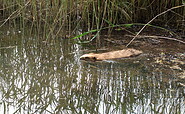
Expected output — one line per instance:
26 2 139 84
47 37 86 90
0 28 185 114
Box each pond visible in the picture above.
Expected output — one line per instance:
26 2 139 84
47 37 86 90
0 26 185 114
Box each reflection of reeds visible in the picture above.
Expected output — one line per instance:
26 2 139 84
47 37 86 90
0 0 184 39
0 32 184 113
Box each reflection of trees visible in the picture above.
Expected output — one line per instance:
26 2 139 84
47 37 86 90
0 36 184 113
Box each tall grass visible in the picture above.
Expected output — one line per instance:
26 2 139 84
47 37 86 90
0 0 184 41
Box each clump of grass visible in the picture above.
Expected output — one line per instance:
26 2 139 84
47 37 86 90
0 0 184 42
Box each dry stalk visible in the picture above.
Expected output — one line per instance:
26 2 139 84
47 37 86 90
126 4 185 47
126 35 185 44
0 1 30 28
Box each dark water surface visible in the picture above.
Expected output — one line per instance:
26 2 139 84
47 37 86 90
0 28 185 114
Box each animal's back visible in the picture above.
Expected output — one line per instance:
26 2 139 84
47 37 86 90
80 48 142 61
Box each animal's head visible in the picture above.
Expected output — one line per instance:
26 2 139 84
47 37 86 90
80 53 97 61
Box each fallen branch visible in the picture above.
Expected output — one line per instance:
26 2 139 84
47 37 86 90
126 4 185 47
125 35 185 44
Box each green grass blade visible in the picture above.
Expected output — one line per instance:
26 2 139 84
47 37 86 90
72 29 98 39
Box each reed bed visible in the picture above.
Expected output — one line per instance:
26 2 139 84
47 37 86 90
0 0 184 40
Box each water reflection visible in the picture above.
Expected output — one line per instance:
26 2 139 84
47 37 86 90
0 30 184 114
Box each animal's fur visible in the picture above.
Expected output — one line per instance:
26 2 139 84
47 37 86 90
80 48 142 61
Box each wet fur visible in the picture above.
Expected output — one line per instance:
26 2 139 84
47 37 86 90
80 48 142 61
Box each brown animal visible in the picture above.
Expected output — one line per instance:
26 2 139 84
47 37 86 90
80 48 142 61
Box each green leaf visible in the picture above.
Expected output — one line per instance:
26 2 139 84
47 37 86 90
104 19 115 26
71 29 98 39
123 24 133 28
